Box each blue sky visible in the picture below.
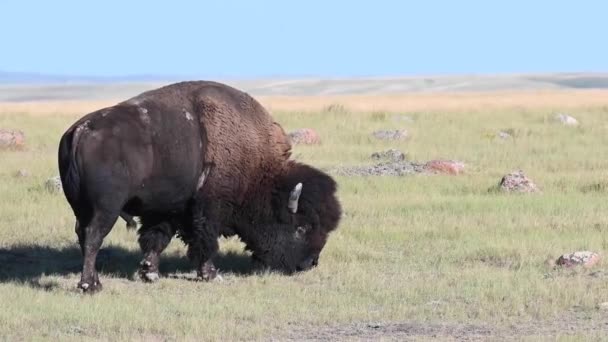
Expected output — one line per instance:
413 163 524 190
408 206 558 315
1 1 607 77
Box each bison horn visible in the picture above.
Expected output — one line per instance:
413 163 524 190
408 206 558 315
288 183 303 213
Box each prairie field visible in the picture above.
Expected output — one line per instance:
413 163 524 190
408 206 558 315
2 90 608 341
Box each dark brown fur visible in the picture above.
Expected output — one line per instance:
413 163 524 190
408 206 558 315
58 81 342 293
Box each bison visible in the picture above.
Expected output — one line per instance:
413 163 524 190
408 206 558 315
58 80 342 293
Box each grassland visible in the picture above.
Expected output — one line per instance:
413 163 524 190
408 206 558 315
1 90 608 341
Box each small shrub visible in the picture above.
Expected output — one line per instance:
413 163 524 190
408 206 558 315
580 182 608 194
370 111 387 122
323 103 348 114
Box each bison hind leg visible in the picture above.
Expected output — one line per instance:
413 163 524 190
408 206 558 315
137 216 176 282
77 209 121 294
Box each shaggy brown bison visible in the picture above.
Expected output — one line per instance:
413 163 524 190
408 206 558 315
58 81 342 293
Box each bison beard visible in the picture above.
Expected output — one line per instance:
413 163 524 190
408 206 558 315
57 80 342 293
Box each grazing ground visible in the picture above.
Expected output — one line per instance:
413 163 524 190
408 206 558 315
2 90 608 341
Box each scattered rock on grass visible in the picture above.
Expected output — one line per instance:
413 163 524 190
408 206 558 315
423 160 465 175
497 131 512 139
332 156 467 177
499 170 539 193
393 114 414 123
371 149 406 162
554 113 579 126
45 176 62 194
13 169 30 178
555 251 600 268
372 129 409 141
332 161 425 177
0 129 25 150
483 129 516 140
288 128 321 145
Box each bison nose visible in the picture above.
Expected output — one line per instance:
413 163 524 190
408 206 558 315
296 256 318 271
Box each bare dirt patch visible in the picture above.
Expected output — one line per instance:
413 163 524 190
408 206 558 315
278 313 608 341
280 321 494 341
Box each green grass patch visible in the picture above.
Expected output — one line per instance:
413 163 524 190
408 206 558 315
1 105 608 340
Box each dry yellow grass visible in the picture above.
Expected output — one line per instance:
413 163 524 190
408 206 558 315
2 89 608 117
0 100 116 116
258 89 608 113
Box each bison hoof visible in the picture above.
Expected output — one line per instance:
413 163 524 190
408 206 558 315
142 272 160 282
197 269 218 282
138 259 160 282
78 281 102 293
138 268 160 283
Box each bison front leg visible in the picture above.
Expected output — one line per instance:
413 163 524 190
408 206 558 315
137 217 176 282
120 212 138 230
185 201 220 281
198 259 218 281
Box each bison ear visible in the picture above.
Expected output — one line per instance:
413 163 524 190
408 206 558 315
288 183 303 213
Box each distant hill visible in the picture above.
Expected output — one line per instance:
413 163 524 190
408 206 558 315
1 72 608 102
0 71 183 85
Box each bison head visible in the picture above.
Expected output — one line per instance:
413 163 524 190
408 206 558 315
250 162 342 274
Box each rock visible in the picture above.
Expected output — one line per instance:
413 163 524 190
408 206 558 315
371 149 406 162
483 129 515 140
554 113 579 126
13 169 30 178
499 170 539 193
423 160 465 175
588 270 607 278
372 129 409 141
393 114 414 123
45 176 63 194
288 128 321 145
497 131 512 139
332 157 466 177
599 302 608 311
555 251 600 268
425 300 444 308
0 129 25 150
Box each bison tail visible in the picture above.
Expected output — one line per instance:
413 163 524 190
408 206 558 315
58 128 82 211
